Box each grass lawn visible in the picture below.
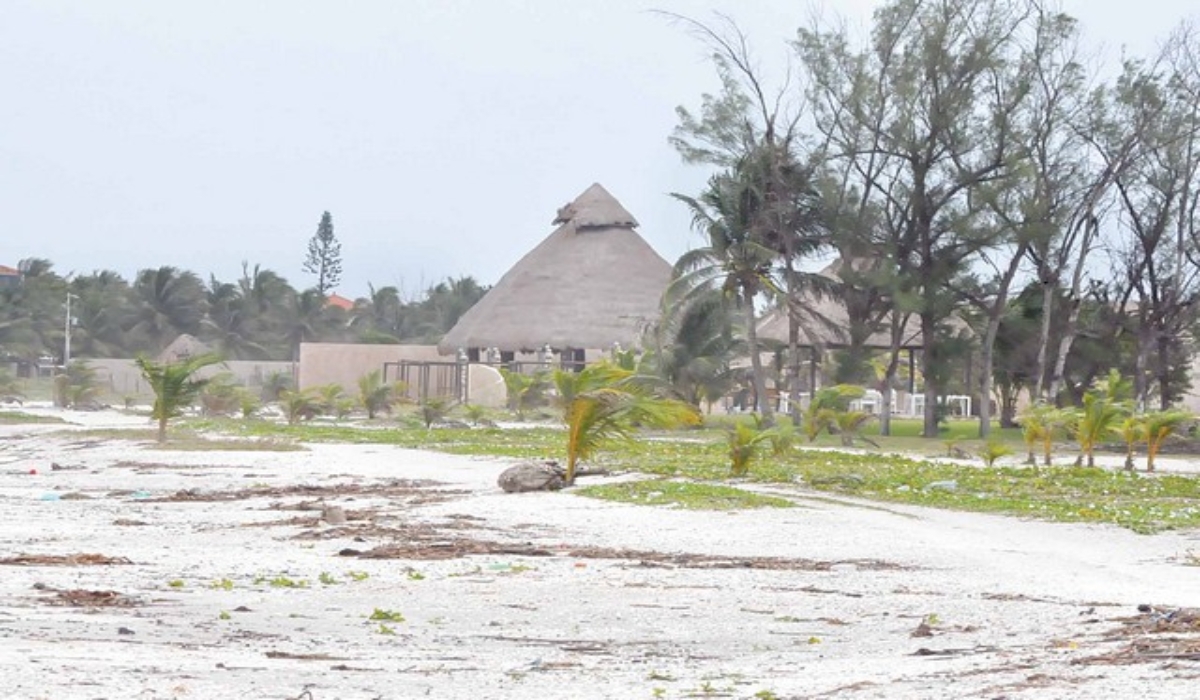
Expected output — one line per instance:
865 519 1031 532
166 416 1200 534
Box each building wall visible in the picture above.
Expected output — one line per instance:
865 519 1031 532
85 359 294 399
297 343 444 394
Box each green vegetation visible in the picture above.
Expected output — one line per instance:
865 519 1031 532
368 608 406 622
554 360 699 484
578 480 795 510
0 410 65 424
137 352 223 442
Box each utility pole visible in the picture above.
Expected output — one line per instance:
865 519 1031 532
64 292 77 367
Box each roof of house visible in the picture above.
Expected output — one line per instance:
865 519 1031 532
438 183 671 354
0 265 20 276
157 334 214 363
756 260 925 350
326 293 355 311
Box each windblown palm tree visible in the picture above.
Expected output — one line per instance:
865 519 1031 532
672 170 780 423
553 361 699 485
136 352 223 442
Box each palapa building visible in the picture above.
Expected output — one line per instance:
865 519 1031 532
439 183 671 366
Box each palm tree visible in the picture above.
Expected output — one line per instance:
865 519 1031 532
742 144 833 423
1072 370 1132 467
645 287 742 410
358 370 397 419
136 352 222 442
672 170 780 423
553 361 699 485
128 267 208 350
1143 410 1191 472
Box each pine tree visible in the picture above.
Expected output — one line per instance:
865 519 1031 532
303 211 342 295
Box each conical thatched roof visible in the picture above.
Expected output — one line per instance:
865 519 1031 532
157 334 213 363
757 261 924 350
439 183 670 354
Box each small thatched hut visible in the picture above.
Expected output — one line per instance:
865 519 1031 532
157 334 213 364
439 183 671 363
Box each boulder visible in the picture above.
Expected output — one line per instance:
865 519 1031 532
498 460 567 493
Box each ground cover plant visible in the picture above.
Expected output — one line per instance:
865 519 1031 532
0 410 66 425
177 416 1200 534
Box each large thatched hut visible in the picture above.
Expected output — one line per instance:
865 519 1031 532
439 183 671 365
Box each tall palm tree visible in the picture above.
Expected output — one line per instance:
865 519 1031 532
672 170 780 423
127 267 208 350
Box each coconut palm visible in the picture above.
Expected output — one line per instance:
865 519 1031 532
136 352 223 442
1072 370 1132 467
1020 404 1072 467
553 360 699 485
127 267 209 351
358 369 397 419
672 169 781 424
1143 410 1191 472
644 287 742 410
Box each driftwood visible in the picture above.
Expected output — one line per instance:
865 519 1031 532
496 460 608 493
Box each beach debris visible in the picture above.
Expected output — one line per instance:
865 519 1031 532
32 585 141 608
1074 604 1200 665
498 460 567 493
1 553 133 566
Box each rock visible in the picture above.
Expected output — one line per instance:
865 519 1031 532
321 505 348 525
497 460 566 493
924 479 958 493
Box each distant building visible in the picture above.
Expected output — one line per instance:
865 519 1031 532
438 183 671 366
0 265 20 291
325 293 355 311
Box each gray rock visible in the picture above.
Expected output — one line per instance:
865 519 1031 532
322 505 348 525
924 479 958 493
498 460 566 493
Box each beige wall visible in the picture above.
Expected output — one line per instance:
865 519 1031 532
85 359 294 399
297 343 444 395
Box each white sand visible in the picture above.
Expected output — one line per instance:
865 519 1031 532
1 408 1198 699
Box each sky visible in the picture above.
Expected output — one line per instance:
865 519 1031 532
3 0 1196 299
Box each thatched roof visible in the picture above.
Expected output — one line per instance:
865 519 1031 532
157 334 213 363
439 183 671 354
757 260 924 350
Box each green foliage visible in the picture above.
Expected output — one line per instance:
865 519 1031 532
368 608 405 622
461 403 491 426
578 480 794 510
1019 404 1072 467
279 388 321 425
803 385 865 442
499 368 550 420
303 211 342 295
136 352 223 442
554 360 700 484
1072 370 1132 467
417 396 453 429
199 372 244 416
1143 410 1192 472
726 416 786 477
0 369 22 400
978 440 1013 467
358 370 398 419
260 371 293 401
52 360 103 408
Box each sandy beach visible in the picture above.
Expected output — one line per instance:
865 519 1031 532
1 409 1198 699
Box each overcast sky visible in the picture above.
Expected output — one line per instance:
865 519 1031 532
3 1 1195 298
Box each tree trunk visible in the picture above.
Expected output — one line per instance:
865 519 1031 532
1032 279 1055 403
920 312 939 438
157 414 168 443
745 296 774 426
